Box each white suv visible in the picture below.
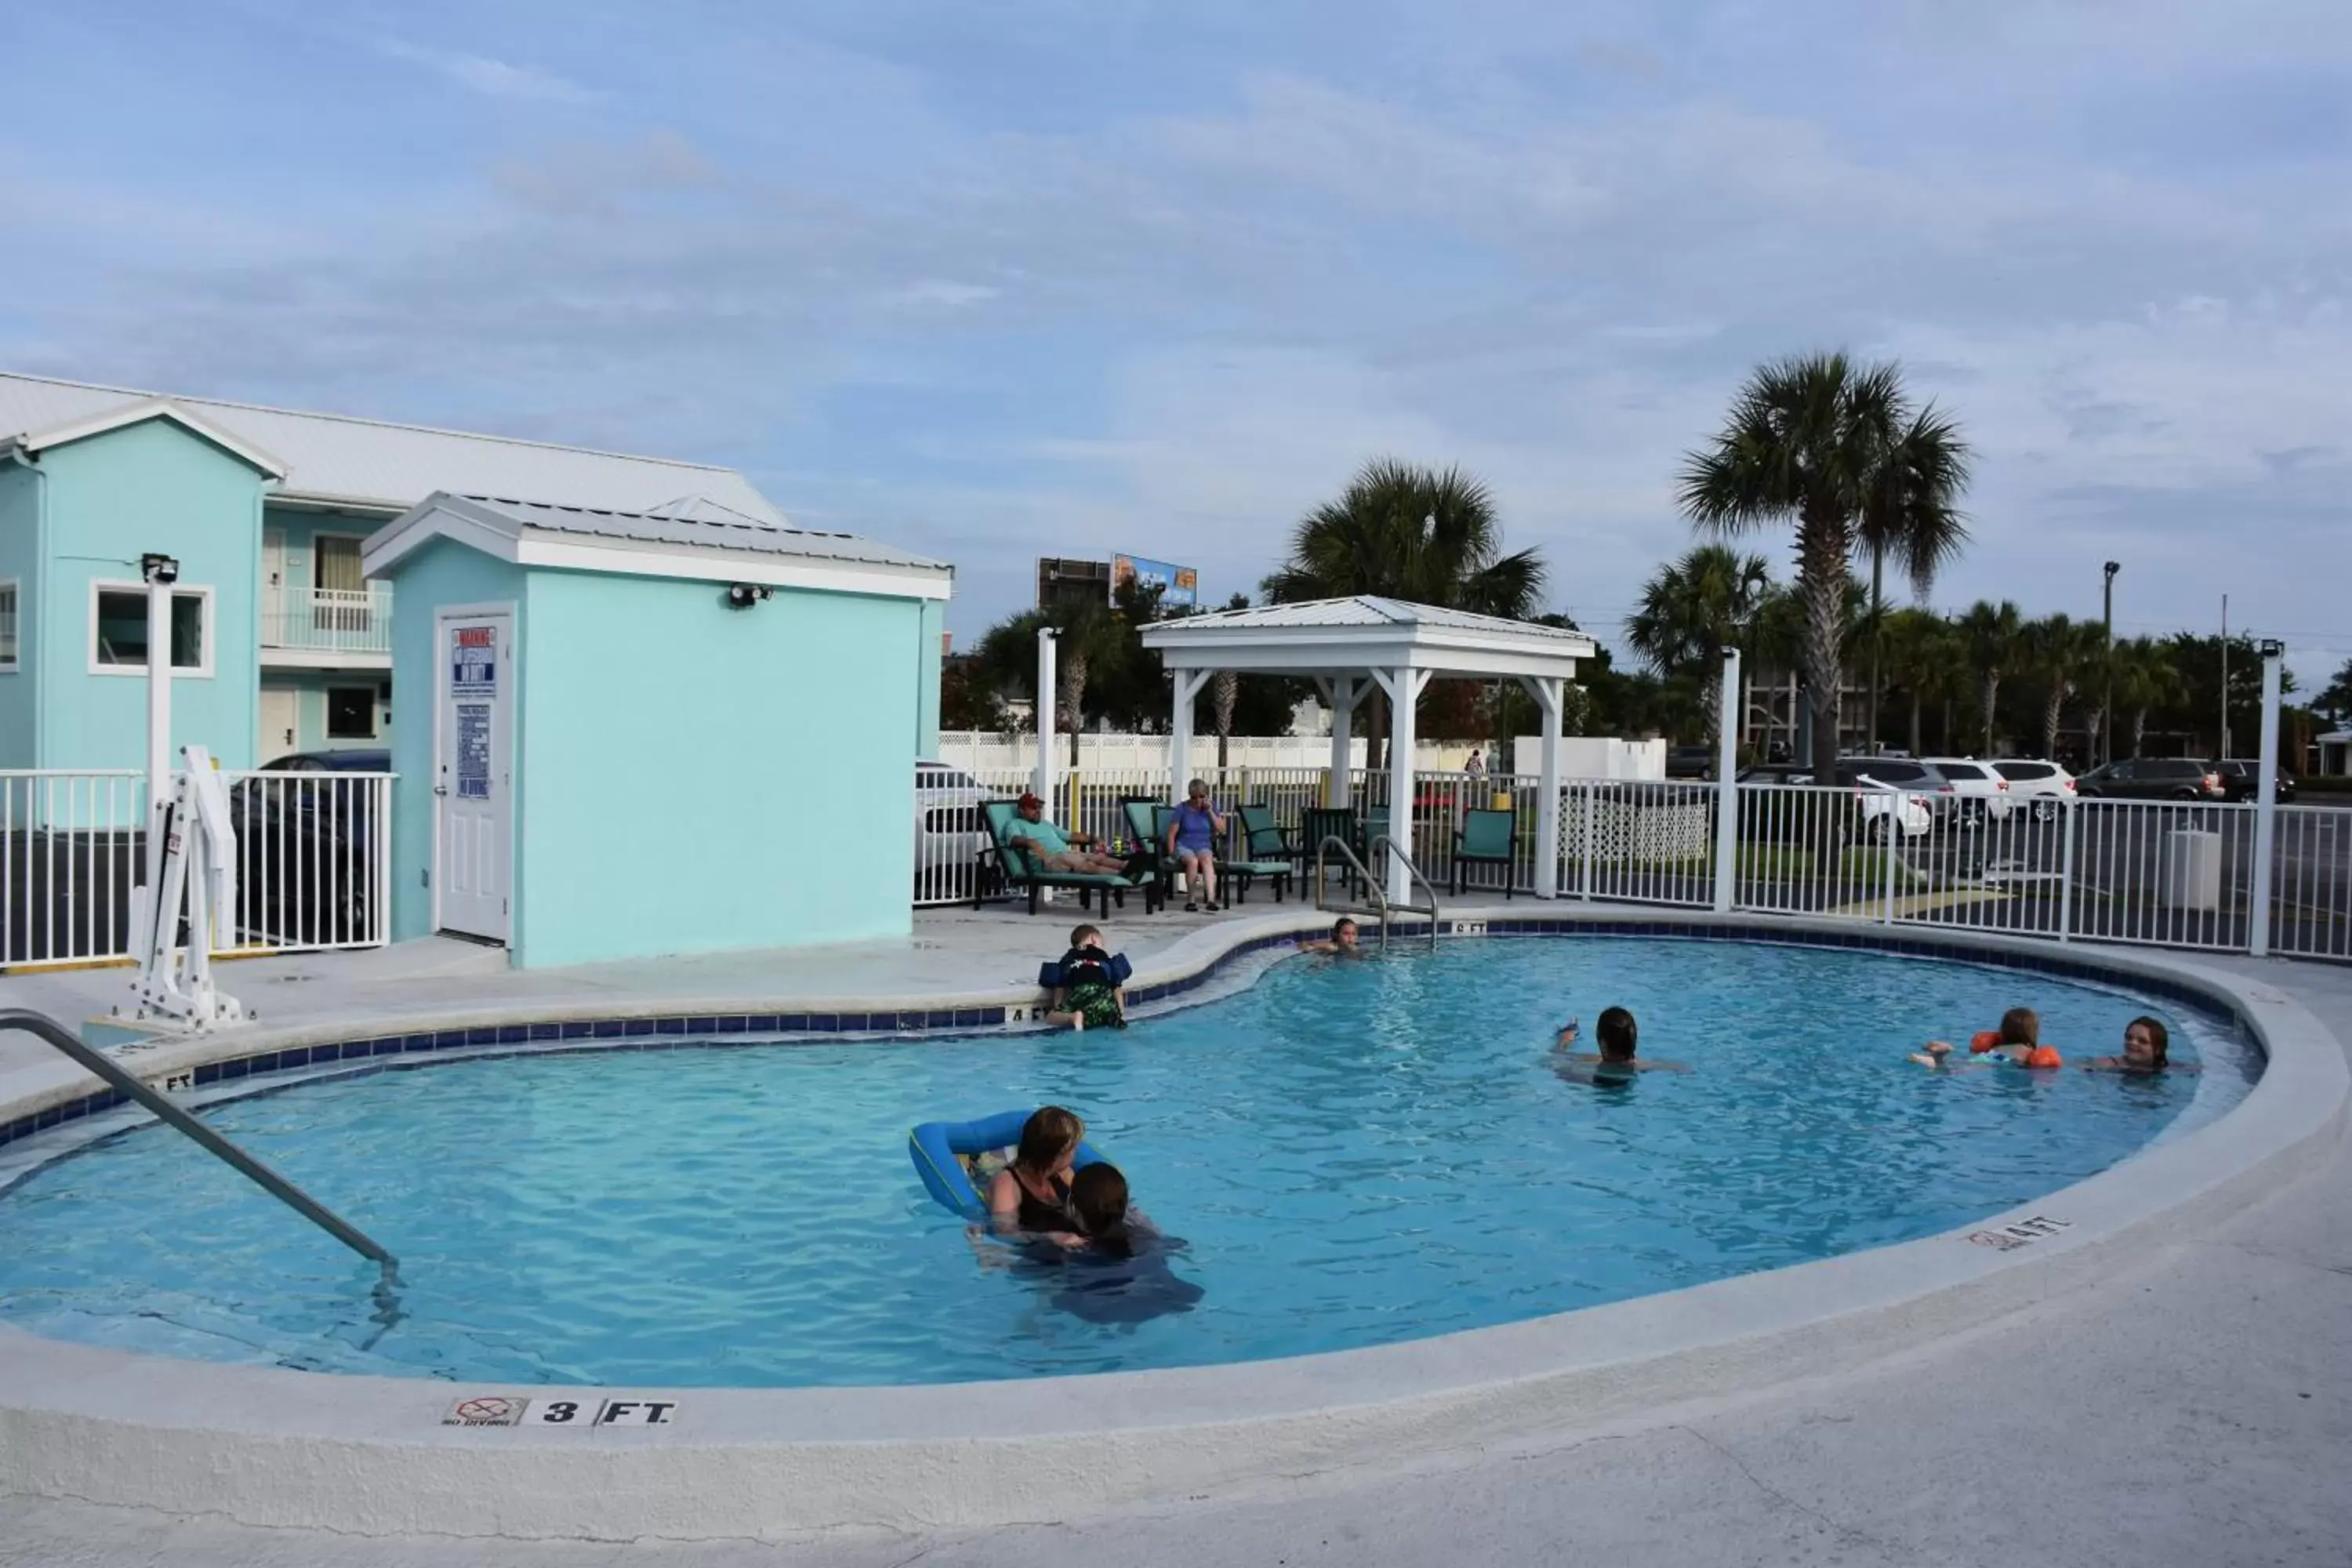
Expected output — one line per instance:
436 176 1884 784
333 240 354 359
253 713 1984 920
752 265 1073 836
1921 757 2016 826
1988 759 2077 822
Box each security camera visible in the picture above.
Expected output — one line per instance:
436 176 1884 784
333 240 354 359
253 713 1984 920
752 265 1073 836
141 553 180 585
725 583 772 610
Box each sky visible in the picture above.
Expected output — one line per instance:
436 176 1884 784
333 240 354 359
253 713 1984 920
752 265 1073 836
2 0 2347 684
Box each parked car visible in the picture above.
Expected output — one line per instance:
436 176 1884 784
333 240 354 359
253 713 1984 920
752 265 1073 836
1734 763 1933 842
1834 757 1958 829
1664 745 1716 780
2211 759 2299 804
914 760 989 898
230 749 391 947
1990 758 2077 821
2073 757 2227 801
1918 757 2016 826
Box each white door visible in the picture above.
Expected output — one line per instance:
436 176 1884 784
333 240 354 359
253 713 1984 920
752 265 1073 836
262 528 287 641
258 687 299 762
436 608 514 943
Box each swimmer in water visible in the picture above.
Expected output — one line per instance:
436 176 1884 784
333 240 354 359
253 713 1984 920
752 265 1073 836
2083 1015 2199 1075
1298 916 1361 955
1918 1006 2062 1069
1555 1006 1688 1082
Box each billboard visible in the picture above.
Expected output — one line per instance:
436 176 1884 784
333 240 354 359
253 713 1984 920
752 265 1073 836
1111 554 1200 609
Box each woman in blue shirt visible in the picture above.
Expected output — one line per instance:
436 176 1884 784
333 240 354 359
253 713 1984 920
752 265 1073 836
1164 778 1226 912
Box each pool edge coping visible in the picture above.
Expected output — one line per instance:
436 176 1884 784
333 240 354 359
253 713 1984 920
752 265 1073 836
0 909 2343 1539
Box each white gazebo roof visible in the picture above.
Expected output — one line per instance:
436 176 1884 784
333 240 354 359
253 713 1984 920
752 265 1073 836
1138 595 1596 681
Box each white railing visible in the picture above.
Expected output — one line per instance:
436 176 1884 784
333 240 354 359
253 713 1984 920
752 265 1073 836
0 767 394 965
0 771 147 965
217 770 395 953
2272 804 2352 962
260 584 394 656
913 756 2351 965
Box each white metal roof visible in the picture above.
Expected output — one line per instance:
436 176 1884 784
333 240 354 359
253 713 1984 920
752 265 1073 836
1139 594 1595 680
0 397 289 478
0 369 786 523
365 492 952 602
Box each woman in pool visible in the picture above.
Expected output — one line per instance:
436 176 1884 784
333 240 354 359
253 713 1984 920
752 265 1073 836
1555 1007 1687 1081
2084 1014 2198 1074
986 1106 1085 1237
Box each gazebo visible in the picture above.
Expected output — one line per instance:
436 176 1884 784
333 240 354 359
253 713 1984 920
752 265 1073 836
1139 597 1599 902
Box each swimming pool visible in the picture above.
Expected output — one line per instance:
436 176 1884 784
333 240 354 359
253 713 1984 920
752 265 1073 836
0 936 2250 1387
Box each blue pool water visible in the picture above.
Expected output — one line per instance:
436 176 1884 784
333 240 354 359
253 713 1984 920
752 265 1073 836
0 938 2249 1386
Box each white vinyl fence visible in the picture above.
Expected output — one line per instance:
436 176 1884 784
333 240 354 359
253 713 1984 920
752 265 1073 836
918 760 2351 966
0 768 394 967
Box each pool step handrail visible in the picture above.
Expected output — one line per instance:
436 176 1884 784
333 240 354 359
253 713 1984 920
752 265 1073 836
1365 834 1444 950
1312 836 1439 951
0 1008 396 1270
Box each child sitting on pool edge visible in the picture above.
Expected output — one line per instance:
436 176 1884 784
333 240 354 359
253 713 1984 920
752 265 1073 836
1555 1006 1688 1081
1046 924 1127 1032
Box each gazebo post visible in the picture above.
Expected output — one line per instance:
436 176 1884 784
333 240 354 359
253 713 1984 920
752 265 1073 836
1523 676 1564 898
1374 665 1430 906
1324 675 1356 808
1168 666 1208 803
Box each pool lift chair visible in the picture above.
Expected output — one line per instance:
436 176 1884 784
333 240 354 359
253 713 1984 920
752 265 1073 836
1313 833 1440 952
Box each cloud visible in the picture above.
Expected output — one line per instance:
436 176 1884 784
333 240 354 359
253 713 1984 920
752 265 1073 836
2 0 2346 673
376 38 601 105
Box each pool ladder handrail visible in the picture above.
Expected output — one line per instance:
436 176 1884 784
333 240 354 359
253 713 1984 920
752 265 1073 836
1312 835 1441 951
0 1008 396 1271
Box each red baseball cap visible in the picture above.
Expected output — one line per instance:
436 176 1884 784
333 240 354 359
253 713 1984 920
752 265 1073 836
1017 791 1044 809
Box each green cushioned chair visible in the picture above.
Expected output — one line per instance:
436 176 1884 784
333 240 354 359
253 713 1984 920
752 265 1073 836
978 800 1159 916
1451 807 1516 898
1221 804 1294 904
1298 806 1365 898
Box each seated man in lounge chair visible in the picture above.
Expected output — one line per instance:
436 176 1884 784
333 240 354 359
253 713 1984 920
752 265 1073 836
1005 792 1131 875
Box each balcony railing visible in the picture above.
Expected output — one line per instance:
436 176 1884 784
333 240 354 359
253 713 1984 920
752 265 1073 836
261 584 392 656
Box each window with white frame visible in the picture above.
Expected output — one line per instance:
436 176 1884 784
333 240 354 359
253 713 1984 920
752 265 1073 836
0 580 17 670
90 580 213 675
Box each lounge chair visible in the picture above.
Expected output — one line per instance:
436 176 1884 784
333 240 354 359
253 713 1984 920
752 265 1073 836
977 800 1159 916
1451 808 1517 898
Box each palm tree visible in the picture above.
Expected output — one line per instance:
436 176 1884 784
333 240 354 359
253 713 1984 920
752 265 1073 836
1680 352 1971 778
1958 599 2024 753
1882 607 1963 757
1624 545 1774 743
1265 459 1545 761
1857 407 1972 748
2022 614 2103 760
973 597 1130 766
2111 637 2185 757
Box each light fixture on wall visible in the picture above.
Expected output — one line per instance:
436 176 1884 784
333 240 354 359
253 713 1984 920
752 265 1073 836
725 583 771 610
141 552 180 585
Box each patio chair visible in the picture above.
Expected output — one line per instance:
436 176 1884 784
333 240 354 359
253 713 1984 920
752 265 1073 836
1121 798 1182 903
1451 808 1517 898
1298 806 1365 898
977 800 1159 916
1221 804 1294 904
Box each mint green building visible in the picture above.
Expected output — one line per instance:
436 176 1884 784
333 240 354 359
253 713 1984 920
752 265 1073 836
365 494 952 967
0 371 951 965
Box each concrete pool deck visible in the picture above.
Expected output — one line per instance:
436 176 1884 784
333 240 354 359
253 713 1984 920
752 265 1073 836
0 911 2346 1566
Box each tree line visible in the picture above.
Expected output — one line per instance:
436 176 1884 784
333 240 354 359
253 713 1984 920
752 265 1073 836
946 351 2341 769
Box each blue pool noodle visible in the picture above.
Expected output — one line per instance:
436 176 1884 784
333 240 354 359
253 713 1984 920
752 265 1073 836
909 1107 1107 1220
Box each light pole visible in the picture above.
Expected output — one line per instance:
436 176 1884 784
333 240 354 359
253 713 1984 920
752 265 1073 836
2101 561 2119 765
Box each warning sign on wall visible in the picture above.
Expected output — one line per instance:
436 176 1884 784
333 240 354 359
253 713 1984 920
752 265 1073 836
442 1395 529 1426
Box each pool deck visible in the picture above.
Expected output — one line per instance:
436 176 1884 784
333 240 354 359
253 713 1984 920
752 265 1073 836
0 913 2347 1567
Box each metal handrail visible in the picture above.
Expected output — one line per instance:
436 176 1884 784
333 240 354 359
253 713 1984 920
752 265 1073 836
0 1009 396 1270
1367 834 1444 947
1312 834 1440 951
